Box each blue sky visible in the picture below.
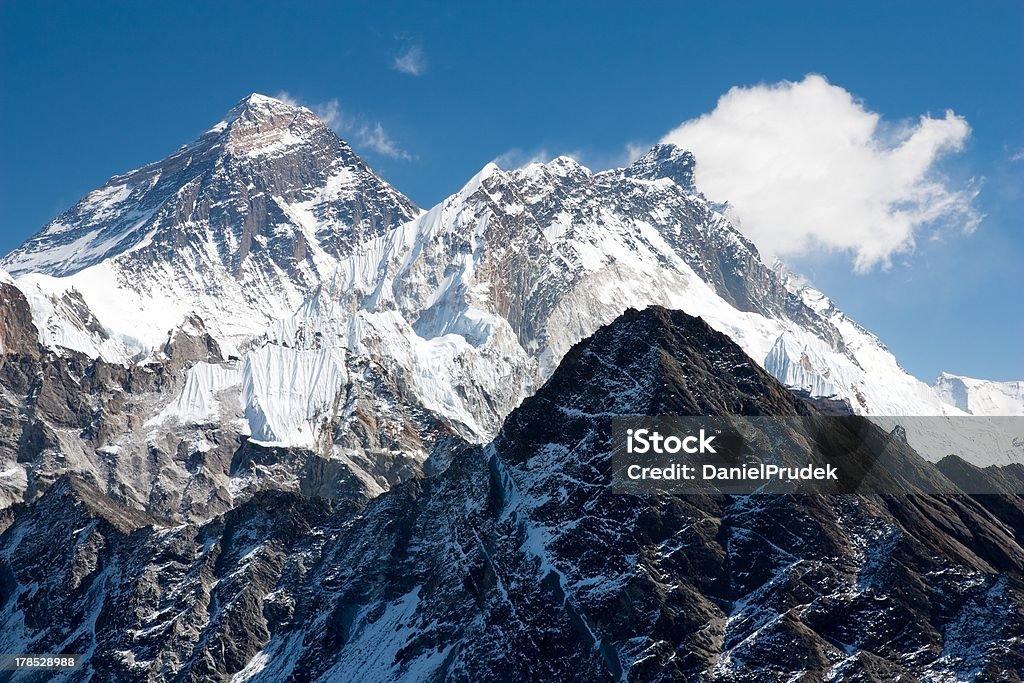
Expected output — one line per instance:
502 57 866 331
1 1 1021 381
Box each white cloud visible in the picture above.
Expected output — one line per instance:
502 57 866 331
393 45 427 76
661 74 981 271
623 142 651 165
273 91 301 107
1011 147 1024 162
307 98 342 130
274 92 412 160
359 122 411 160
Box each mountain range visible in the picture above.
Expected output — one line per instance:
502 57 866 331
0 94 1021 681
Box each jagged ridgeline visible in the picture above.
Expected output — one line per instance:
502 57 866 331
0 95 1022 681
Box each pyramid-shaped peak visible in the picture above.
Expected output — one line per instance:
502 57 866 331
545 155 590 175
209 93 334 154
218 92 318 126
645 142 694 160
243 92 292 106
2 90 418 280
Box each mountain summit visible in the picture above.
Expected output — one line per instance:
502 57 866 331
4 93 416 277
623 142 698 191
2 93 418 355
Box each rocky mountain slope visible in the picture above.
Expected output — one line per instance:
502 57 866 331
1 308 1021 682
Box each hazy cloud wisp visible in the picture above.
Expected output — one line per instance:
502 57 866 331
492 147 552 169
393 45 427 76
661 75 980 271
491 143 649 172
275 92 412 160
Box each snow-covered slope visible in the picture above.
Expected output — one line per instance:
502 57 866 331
934 372 1024 416
233 144 1018 463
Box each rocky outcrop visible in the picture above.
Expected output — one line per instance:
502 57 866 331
0 279 39 360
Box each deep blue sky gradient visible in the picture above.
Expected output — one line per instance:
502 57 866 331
1 1 1021 380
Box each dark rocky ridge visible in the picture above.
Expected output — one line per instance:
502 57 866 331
1 307 1020 681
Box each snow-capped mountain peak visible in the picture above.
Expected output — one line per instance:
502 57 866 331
213 93 326 156
2 93 419 358
226 91 304 118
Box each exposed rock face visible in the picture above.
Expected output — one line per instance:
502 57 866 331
1 271 242 515
159 314 224 371
2 308 1020 682
0 326 222 515
0 278 39 360
0 311 453 520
